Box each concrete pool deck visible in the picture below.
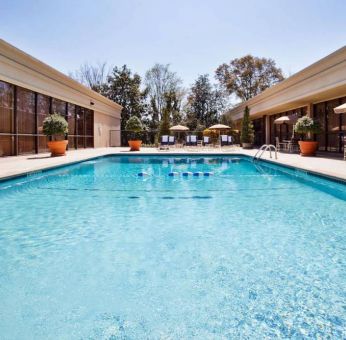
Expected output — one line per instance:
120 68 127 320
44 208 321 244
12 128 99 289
0 146 345 182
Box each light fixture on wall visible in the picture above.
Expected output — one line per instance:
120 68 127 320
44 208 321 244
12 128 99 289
90 100 95 106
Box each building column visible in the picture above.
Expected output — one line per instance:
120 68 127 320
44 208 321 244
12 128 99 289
306 103 313 118
265 115 270 144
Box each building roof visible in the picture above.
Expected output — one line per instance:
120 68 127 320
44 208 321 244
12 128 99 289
0 39 122 117
226 46 346 120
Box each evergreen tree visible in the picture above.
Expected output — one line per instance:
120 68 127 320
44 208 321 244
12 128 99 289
101 65 147 131
159 109 171 136
185 75 225 130
240 106 254 144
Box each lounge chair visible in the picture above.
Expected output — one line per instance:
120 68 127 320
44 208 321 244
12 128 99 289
220 135 229 146
203 136 211 146
168 136 175 146
160 135 169 146
186 135 198 146
228 136 233 145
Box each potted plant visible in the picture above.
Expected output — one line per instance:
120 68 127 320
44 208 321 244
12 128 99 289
294 116 321 156
43 113 68 157
125 116 143 151
240 106 254 149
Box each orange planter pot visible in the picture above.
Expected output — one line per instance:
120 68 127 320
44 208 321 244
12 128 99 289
128 140 142 151
47 140 68 157
298 141 318 156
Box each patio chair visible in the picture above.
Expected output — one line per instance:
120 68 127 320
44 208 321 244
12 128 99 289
186 135 197 146
228 135 233 145
220 135 229 146
275 137 286 152
160 135 169 146
168 136 175 146
203 136 211 146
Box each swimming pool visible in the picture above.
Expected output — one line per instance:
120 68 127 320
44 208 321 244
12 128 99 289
0 155 345 339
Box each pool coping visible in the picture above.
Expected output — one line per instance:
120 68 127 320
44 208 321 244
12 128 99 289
1 149 346 186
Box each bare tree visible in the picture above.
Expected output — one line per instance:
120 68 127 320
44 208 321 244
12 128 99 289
69 62 110 92
145 63 182 127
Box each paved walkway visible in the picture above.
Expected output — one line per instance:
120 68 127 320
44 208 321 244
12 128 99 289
0 147 345 181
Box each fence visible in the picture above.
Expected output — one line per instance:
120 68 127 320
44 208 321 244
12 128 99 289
109 130 240 147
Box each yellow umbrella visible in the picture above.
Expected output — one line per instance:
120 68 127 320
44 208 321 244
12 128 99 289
169 125 189 142
209 124 231 146
209 124 231 130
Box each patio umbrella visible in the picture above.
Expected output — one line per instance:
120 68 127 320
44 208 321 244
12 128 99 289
209 124 231 130
169 124 189 142
334 103 346 114
274 115 299 139
273 115 298 125
209 124 231 145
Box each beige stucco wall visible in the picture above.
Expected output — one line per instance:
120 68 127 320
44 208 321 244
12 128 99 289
94 111 121 147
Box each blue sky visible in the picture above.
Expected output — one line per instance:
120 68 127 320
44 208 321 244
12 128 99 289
1 0 346 87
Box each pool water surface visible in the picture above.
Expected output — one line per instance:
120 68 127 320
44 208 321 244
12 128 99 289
0 155 345 339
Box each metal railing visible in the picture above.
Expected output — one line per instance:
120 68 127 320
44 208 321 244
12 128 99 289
253 144 278 161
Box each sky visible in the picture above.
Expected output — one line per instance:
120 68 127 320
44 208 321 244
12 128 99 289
1 0 346 88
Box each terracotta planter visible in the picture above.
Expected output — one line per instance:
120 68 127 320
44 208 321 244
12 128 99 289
298 141 319 156
242 143 253 149
128 140 142 151
47 140 68 157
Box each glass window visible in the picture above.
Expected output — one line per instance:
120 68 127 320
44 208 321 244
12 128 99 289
0 81 14 133
18 136 35 154
67 103 76 135
77 136 85 149
68 136 76 149
0 135 14 156
52 98 66 116
38 136 49 153
326 99 341 152
314 102 326 151
85 109 93 136
37 94 50 133
341 97 346 132
17 87 36 134
76 106 85 136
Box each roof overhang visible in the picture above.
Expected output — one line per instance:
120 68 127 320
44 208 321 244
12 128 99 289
0 39 122 119
226 46 346 121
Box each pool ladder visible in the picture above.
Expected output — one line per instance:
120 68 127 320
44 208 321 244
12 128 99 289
253 144 278 162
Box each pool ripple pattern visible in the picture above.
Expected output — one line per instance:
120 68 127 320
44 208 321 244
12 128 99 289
0 156 345 339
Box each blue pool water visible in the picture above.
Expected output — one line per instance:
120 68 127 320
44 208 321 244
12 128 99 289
0 155 345 339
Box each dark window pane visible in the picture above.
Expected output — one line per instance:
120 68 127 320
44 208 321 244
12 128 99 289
38 136 49 153
86 137 94 148
0 81 14 133
85 109 93 136
0 135 14 156
314 103 326 150
68 136 76 149
17 87 35 134
18 136 35 154
326 99 340 133
76 107 84 135
52 98 66 116
67 103 75 135
77 136 85 149
37 94 50 133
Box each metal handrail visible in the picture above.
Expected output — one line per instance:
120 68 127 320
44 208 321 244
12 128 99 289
253 144 277 161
